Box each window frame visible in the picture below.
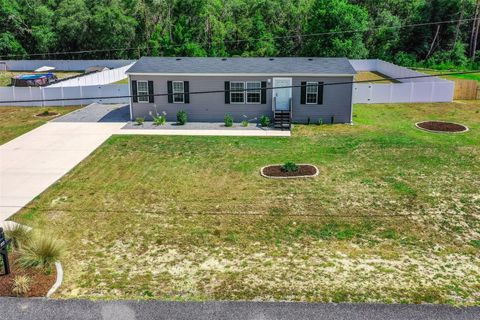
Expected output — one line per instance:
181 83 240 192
305 81 319 105
230 81 245 104
246 81 261 104
137 80 149 103
172 81 185 103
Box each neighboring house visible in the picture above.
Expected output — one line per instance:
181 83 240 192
126 57 356 127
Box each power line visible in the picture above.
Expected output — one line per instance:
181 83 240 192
0 70 478 105
0 17 479 59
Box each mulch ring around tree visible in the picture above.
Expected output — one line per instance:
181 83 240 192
0 253 56 297
35 111 59 118
261 164 319 179
415 121 469 133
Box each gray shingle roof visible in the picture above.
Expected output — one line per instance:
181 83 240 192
126 57 356 75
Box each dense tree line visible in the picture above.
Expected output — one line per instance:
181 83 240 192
1 0 480 69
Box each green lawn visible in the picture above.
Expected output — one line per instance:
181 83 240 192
0 106 81 145
12 102 480 304
414 68 480 83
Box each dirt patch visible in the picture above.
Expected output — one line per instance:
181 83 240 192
416 121 468 133
261 164 318 178
0 253 56 297
35 111 59 118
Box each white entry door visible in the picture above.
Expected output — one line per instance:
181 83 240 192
272 78 292 111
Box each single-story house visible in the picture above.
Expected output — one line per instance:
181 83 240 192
126 57 356 127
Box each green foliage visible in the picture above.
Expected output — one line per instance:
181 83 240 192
152 112 166 126
241 120 249 127
259 115 270 127
0 0 478 68
19 233 65 269
135 117 144 125
177 110 187 125
224 114 233 127
281 162 299 173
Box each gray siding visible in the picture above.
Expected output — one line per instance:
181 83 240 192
129 75 353 124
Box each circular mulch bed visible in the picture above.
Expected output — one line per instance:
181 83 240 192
415 121 468 133
261 164 319 179
0 253 56 297
35 111 59 118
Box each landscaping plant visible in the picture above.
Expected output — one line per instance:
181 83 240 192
259 115 270 127
153 112 167 126
19 233 65 269
281 161 299 172
224 114 233 127
241 120 249 127
5 224 31 249
135 117 144 126
177 110 188 125
12 275 31 297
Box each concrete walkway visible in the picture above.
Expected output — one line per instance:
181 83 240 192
0 121 123 221
1 298 479 320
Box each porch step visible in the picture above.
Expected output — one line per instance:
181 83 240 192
273 111 291 130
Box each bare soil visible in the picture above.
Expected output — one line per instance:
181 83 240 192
0 253 56 297
35 111 59 118
262 164 317 177
417 121 468 132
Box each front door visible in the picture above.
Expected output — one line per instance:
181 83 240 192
272 78 292 111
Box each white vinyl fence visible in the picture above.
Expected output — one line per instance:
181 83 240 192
0 84 129 107
350 59 454 103
49 63 134 87
2 59 134 71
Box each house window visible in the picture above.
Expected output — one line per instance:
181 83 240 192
246 81 261 104
230 81 245 103
173 81 184 103
306 82 318 104
137 81 149 103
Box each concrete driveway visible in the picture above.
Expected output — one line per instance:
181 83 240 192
0 104 126 221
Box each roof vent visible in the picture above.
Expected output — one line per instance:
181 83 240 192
176 58 182 61
269 58 274 61
221 58 227 61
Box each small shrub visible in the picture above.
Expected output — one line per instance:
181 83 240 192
224 114 233 127
259 115 270 127
177 110 188 125
41 110 50 116
241 120 249 127
317 118 323 125
153 112 167 126
5 224 31 249
135 117 144 125
19 233 65 269
281 162 299 172
12 276 31 296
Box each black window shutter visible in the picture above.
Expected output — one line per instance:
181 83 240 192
317 82 324 104
132 80 138 103
148 80 154 103
261 81 267 104
224 81 230 104
300 81 306 104
167 81 173 103
184 81 189 103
